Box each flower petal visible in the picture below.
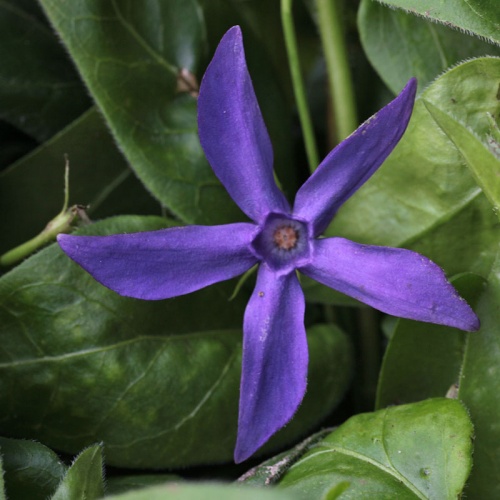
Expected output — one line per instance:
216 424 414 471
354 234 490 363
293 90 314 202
294 78 417 236
300 238 479 331
235 266 308 463
57 223 258 300
198 26 290 223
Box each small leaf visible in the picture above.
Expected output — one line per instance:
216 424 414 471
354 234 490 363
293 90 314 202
51 444 104 500
375 0 500 47
423 99 500 216
0 437 67 500
358 0 500 94
278 399 473 500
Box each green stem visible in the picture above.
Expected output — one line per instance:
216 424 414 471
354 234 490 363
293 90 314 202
281 0 320 173
0 158 77 267
317 0 357 144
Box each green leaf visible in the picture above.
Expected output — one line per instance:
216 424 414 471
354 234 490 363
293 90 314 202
358 0 500 94
104 483 296 500
38 0 243 225
375 273 486 409
374 0 500 47
327 57 500 278
423 99 500 215
456 252 500 496
0 108 160 256
106 475 181 496
0 217 352 468
0 437 67 500
0 1 90 141
51 444 104 500
278 399 473 500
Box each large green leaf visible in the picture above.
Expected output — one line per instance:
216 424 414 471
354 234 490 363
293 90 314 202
0 1 90 141
0 437 67 500
0 108 160 256
51 444 104 500
0 216 352 468
104 483 296 500
374 0 500 47
423 99 500 215
358 0 500 94
278 399 473 499
328 57 500 278
37 0 244 225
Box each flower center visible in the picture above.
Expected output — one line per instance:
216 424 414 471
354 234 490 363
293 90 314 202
273 225 298 250
251 214 311 272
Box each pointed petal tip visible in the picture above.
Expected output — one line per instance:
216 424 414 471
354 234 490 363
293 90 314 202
462 311 480 332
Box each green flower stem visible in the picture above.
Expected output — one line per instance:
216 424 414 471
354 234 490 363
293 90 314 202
0 158 83 267
281 0 320 173
317 0 357 144
0 210 76 266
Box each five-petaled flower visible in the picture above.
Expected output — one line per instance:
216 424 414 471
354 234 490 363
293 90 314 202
58 26 479 464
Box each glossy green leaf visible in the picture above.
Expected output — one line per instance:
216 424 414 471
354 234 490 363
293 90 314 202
376 273 486 409
0 437 67 500
328 58 500 278
0 216 352 468
0 108 160 256
358 0 500 94
423 99 500 215
0 1 90 141
375 0 500 47
38 0 243 225
51 444 104 500
278 399 473 499
104 483 296 500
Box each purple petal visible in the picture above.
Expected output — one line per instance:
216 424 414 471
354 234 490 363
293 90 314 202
300 238 479 331
293 78 417 236
57 223 258 300
235 265 308 463
198 26 290 224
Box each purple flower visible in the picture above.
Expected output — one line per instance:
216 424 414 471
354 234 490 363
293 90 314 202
58 26 479 463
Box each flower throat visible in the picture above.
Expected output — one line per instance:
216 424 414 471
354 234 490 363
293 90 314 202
273 225 298 250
